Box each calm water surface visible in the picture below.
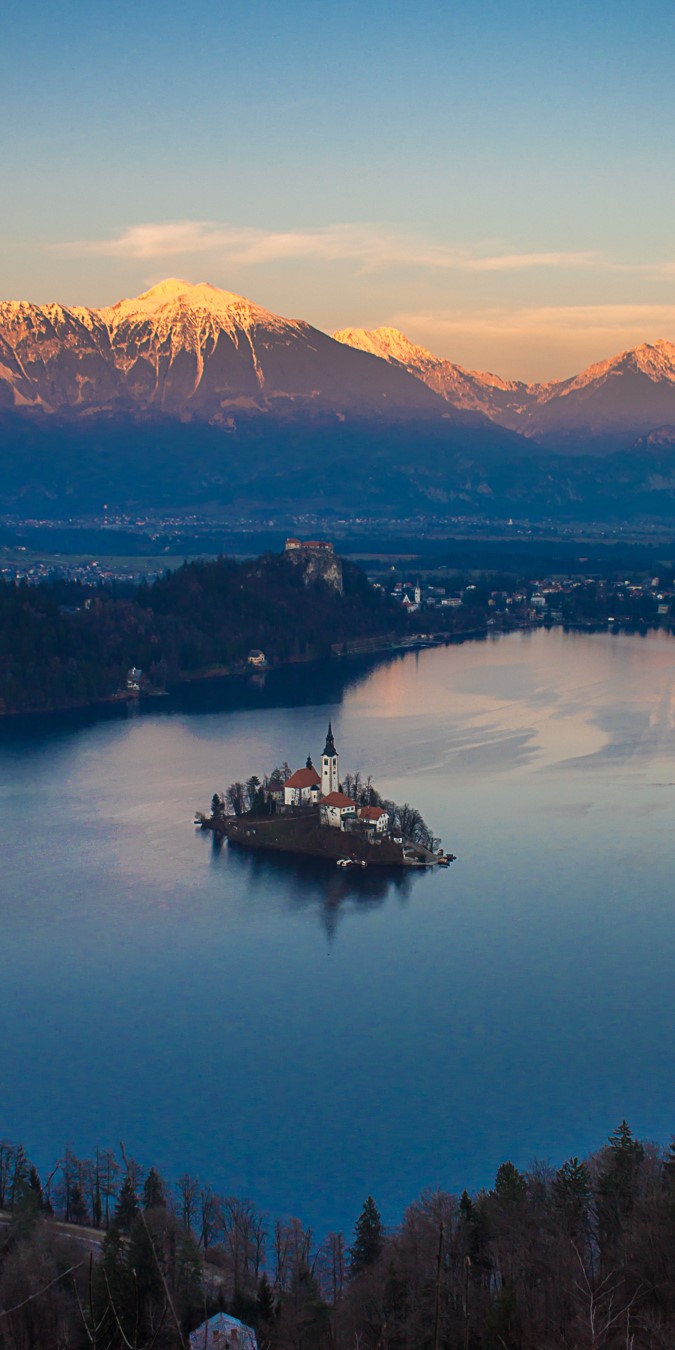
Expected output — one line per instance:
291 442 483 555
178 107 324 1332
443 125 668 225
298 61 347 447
1 629 675 1233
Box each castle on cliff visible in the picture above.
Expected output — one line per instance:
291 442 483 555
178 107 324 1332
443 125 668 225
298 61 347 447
284 538 343 594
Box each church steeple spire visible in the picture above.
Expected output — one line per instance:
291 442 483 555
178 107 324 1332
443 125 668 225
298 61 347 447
321 721 339 797
323 721 337 758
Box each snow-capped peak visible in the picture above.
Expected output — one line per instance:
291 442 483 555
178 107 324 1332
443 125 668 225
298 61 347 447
97 278 277 326
548 339 675 397
333 323 525 420
333 326 438 367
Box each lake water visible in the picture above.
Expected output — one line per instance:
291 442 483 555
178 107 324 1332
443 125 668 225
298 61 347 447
1 628 675 1235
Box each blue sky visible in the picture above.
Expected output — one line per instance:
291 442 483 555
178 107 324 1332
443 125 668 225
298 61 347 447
3 0 675 378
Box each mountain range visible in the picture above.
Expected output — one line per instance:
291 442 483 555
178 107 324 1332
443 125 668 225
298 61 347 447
4 278 675 448
3 278 675 521
333 326 675 450
0 278 443 421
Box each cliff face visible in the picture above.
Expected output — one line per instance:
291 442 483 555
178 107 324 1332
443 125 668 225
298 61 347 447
285 543 343 595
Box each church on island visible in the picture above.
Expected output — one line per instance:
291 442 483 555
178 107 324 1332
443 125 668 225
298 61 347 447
201 720 453 866
281 723 389 833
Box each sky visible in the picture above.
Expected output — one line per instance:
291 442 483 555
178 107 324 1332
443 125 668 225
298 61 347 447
3 0 675 380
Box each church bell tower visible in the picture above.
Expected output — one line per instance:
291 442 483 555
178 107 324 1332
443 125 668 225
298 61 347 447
321 722 339 797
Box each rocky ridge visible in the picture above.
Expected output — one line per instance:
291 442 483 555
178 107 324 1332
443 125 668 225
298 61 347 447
333 327 675 449
333 325 530 423
5 278 675 449
0 280 448 421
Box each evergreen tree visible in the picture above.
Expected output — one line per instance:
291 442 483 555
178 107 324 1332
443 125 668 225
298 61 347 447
9 1145 29 1210
349 1196 384 1278
70 1182 88 1226
458 1188 486 1261
459 1189 474 1222
114 1174 140 1232
27 1165 44 1211
142 1166 166 1211
257 1271 276 1325
597 1120 644 1239
491 1162 527 1206
92 1226 135 1345
127 1212 165 1312
553 1157 591 1234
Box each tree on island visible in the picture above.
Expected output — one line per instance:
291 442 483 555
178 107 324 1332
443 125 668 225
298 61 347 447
266 762 291 791
211 792 225 820
226 781 247 816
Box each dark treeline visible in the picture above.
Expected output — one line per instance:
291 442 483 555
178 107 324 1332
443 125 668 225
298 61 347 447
0 553 405 715
417 538 675 580
3 1122 675 1348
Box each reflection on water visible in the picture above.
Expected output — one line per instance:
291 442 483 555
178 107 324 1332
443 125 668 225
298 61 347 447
212 835 420 939
2 629 675 1234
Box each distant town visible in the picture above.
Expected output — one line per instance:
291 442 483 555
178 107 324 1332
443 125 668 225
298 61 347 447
377 568 675 632
2 518 674 636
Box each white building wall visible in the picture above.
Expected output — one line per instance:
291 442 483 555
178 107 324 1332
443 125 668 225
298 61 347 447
321 754 339 796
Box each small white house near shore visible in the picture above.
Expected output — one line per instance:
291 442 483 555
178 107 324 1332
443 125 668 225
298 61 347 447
358 805 389 832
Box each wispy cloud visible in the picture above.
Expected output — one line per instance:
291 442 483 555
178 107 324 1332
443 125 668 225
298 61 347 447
463 251 597 273
396 303 675 341
56 220 599 274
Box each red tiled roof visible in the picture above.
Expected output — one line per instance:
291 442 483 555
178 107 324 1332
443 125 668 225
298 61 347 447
359 805 387 821
321 791 357 808
285 767 321 789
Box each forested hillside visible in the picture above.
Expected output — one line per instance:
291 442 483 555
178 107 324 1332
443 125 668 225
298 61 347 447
0 552 403 714
0 1122 673 1348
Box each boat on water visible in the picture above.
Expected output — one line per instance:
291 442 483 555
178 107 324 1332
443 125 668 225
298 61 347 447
337 857 367 869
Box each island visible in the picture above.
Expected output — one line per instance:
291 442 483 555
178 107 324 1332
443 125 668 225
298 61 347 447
197 722 454 868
